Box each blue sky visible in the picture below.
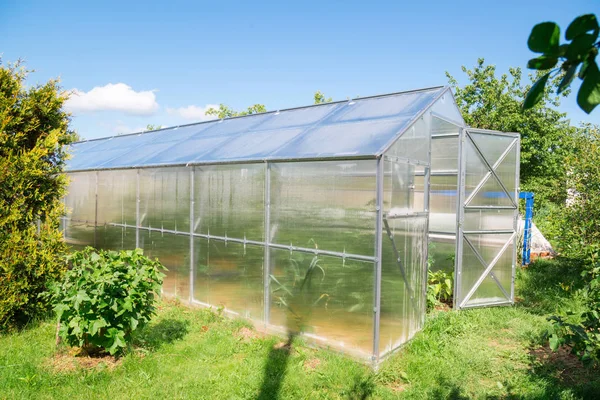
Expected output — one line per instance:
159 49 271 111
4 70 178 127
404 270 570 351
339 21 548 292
1 0 598 140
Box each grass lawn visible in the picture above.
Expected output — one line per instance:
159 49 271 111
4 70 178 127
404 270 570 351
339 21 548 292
1 259 599 399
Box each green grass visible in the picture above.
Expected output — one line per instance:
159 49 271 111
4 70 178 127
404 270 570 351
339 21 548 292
1 259 599 399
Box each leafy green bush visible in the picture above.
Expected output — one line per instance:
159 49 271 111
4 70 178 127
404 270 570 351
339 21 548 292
547 124 600 365
427 270 454 312
50 248 166 355
0 60 75 330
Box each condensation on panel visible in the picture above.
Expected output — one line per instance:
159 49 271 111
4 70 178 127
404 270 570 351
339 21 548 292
193 238 263 321
270 160 377 256
140 231 190 298
464 209 515 231
96 170 137 227
268 250 374 356
384 116 429 163
64 172 97 248
194 164 264 241
459 233 513 306
96 225 136 251
140 167 190 232
379 217 427 356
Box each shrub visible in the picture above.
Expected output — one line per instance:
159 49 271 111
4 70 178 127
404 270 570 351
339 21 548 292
427 270 454 312
0 60 75 330
50 248 166 355
547 124 600 365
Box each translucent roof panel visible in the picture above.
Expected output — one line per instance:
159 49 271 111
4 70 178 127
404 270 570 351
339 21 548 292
66 86 448 171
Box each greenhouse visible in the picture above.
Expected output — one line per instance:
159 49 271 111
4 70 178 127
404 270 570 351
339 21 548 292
62 86 520 364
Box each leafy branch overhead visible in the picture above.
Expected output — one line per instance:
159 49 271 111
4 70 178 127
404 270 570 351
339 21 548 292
524 14 600 113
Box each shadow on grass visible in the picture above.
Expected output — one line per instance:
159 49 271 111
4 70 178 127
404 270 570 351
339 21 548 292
521 345 600 399
133 318 190 351
516 257 586 315
345 374 375 400
257 332 296 400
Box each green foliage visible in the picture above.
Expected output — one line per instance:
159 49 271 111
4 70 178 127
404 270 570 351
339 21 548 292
447 59 574 210
427 270 454 311
144 124 163 131
49 248 166 355
546 124 600 365
0 60 75 330
524 14 600 113
313 90 333 104
205 103 266 119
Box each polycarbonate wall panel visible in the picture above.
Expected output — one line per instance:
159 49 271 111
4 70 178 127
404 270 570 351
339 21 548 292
140 231 189 298
430 92 465 125
270 160 377 256
459 234 513 307
268 249 374 357
64 172 96 249
384 116 429 162
140 167 190 232
96 170 137 227
96 225 136 251
429 175 458 233
464 209 515 231
429 119 460 235
383 160 423 215
194 239 263 321
193 164 264 241
379 216 428 355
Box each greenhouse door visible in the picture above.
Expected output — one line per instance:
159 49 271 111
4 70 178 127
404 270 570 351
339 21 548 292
455 128 519 309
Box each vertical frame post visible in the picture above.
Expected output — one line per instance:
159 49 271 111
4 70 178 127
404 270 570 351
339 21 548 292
372 156 384 366
136 169 140 249
422 114 432 325
190 167 195 305
511 138 521 303
263 162 271 327
453 128 467 309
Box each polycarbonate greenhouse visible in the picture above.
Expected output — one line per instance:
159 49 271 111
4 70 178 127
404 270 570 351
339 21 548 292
62 86 520 364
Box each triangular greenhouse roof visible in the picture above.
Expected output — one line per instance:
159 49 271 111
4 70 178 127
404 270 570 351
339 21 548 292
66 86 451 171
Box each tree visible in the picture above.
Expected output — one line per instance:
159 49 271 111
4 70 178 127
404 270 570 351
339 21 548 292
447 59 575 208
205 103 266 119
524 14 600 113
145 124 163 131
314 91 333 104
0 60 75 329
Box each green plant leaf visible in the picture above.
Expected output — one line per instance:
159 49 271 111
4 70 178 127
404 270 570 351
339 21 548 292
558 64 578 94
565 34 597 61
528 22 560 53
527 56 558 70
566 14 599 41
549 334 560 351
523 72 550 110
577 61 600 113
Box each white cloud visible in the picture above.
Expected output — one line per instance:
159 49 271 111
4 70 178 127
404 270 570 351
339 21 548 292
166 104 219 121
64 83 159 115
